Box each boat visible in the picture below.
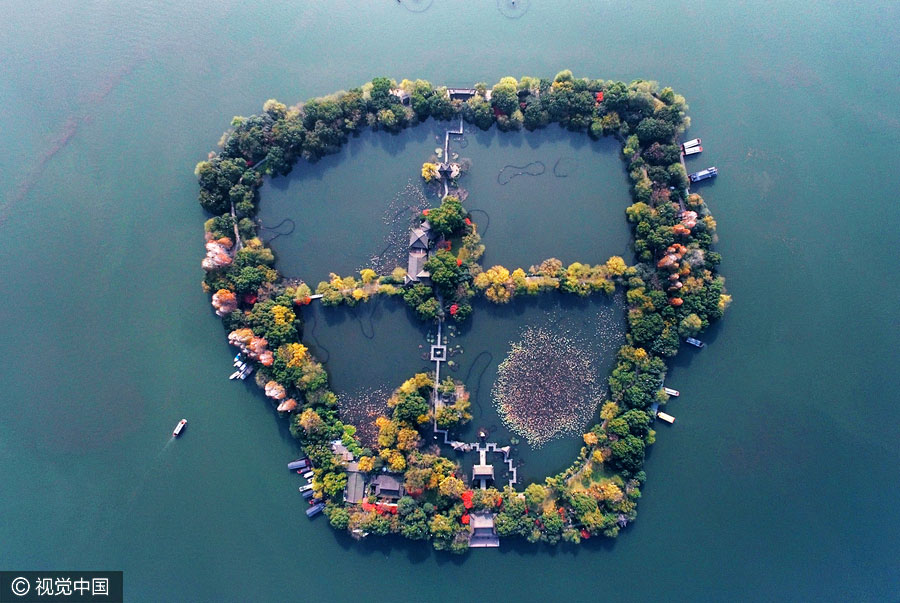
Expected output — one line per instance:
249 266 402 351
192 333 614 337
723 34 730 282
302 470 314 479
298 483 314 493
682 138 701 149
301 489 314 499
229 370 242 380
683 145 703 156
306 503 325 518
656 411 676 424
663 387 680 397
686 337 706 348
172 419 187 437
287 458 310 471
688 166 718 183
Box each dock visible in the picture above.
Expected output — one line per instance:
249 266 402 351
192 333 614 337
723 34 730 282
440 116 464 197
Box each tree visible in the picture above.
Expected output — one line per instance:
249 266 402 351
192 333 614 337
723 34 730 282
425 249 467 297
427 196 466 237
606 256 627 277
326 505 350 530
439 476 466 499
429 514 455 540
299 408 323 434
322 471 348 498
399 507 430 540
392 393 429 425
463 97 494 130
635 117 676 145
540 510 564 545
678 313 703 337
491 76 519 115
524 483 547 508
421 162 440 182
396 427 420 451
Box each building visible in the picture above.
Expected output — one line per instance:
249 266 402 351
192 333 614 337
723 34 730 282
468 511 500 548
344 470 366 504
390 88 410 106
447 88 477 101
330 440 354 463
372 474 405 500
473 463 494 482
405 220 434 285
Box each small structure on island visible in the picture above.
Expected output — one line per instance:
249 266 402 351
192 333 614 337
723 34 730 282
473 463 494 483
372 474 405 500
390 88 410 106
468 511 500 548
276 398 298 412
438 162 461 180
409 221 432 250
429 344 447 362
330 440 355 463
447 88 477 101
344 466 366 505
405 220 435 285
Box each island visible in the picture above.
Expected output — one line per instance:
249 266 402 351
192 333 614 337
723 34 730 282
195 71 730 552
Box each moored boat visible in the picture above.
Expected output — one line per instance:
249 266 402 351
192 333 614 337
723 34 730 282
173 419 187 437
288 458 310 471
683 145 702 156
302 470 314 479
682 138 701 149
301 489 314 499
657 411 676 424
663 387 680 397
688 166 717 183
686 337 706 348
298 483 314 493
306 503 325 518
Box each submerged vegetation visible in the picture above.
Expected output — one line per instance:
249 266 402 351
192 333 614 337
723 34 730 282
195 71 729 552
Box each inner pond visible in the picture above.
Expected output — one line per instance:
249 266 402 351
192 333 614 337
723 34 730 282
258 122 633 480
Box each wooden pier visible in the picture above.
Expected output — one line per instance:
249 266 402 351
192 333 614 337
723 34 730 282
440 117 464 197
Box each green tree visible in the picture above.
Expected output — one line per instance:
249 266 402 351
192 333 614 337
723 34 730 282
491 76 520 115
678 313 703 337
524 483 547 508
392 393 429 425
427 196 466 237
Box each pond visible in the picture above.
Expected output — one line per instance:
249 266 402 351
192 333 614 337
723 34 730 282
271 121 633 480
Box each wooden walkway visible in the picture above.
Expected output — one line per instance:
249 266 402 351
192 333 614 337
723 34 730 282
441 117 464 197
678 151 689 213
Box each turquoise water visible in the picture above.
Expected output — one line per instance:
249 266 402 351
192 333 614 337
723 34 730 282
1 1 898 600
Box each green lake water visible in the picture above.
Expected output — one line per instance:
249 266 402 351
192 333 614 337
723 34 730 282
1 1 898 600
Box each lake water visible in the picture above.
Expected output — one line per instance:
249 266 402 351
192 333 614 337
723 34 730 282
1 1 898 600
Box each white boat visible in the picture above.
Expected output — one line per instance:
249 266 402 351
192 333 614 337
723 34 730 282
302 470 314 479
229 370 242 380
298 483 314 493
683 145 703 156
173 419 187 437
682 138 701 149
663 387 680 397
